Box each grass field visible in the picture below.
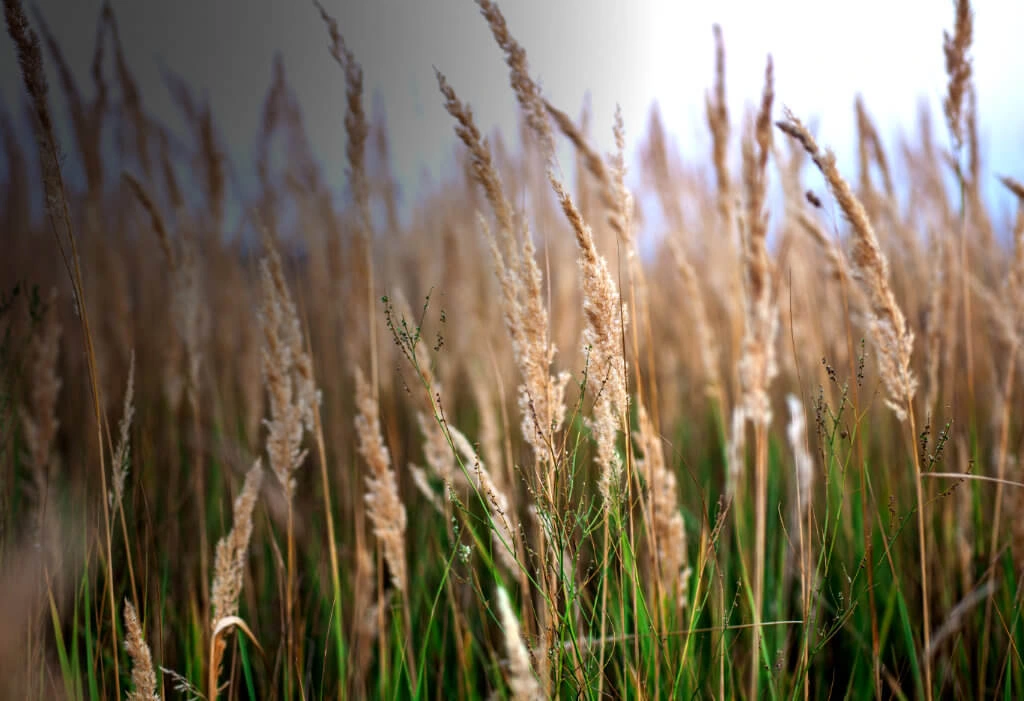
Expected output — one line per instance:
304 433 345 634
2 0 1023 698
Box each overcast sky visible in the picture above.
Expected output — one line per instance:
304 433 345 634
3 0 1023 222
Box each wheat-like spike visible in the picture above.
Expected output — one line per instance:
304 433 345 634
209 460 263 691
258 240 315 498
706 24 734 229
777 109 917 419
475 0 554 163
854 95 895 199
550 177 628 501
438 74 569 468
471 3 627 477
354 366 408 593
123 600 159 701
436 71 516 248
123 173 175 266
211 461 264 627
738 56 778 428
943 0 973 152
785 394 817 607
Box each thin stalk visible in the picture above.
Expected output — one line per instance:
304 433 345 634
286 499 297 697
906 401 933 701
751 422 768 700
597 512 611 701
312 401 346 688
978 339 1018 692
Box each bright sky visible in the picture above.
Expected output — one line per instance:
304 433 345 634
3 0 1023 222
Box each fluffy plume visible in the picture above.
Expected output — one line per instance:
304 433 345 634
123 600 159 701
209 461 263 690
706 24 734 229
259 241 319 497
355 366 408 593
552 178 628 501
211 461 264 626
737 56 778 428
475 0 554 162
943 0 973 151
786 395 814 512
777 110 917 419
437 72 570 472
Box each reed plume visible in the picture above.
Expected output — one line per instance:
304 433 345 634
776 110 917 420
354 366 408 594
706 24 734 231
738 56 778 429
123 600 159 701
943 0 973 152
475 0 554 162
259 241 317 498
437 72 569 482
552 177 628 501
209 461 264 694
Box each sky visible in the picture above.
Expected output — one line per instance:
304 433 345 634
3 0 1023 226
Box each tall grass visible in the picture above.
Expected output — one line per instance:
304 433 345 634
3 0 1024 698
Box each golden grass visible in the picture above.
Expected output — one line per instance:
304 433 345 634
7 0 1024 698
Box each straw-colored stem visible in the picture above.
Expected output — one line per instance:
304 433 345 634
978 338 1018 691
906 401 933 701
